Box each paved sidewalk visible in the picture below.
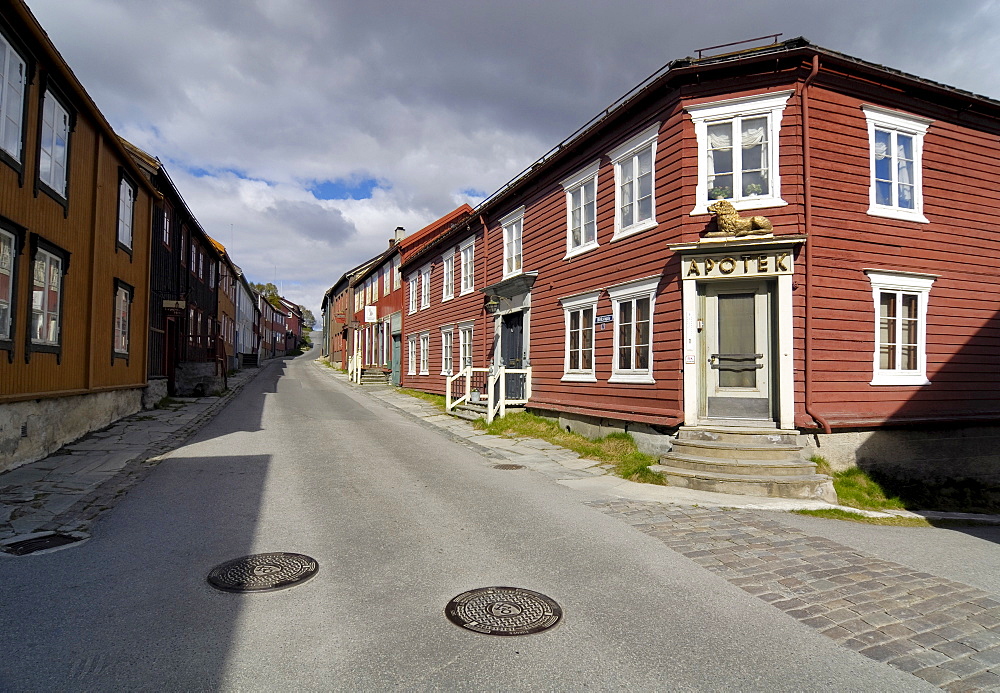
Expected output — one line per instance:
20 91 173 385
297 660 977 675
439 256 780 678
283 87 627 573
0 363 273 547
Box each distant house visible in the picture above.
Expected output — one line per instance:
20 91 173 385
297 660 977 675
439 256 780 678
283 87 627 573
0 0 156 471
211 238 238 372
277 296 302 352
321 257 378 372
233 267 259 367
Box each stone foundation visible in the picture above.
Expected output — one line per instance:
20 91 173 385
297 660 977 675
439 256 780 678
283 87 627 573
143 377 168 410
529 408 676 456
0 388 143 474
801 425 1000 513
174 362 225 397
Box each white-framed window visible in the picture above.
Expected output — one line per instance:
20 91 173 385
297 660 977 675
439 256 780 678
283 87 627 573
460 238 475 294
500 207 524 278
607 275 659 384
406 335 416 375
0 33 27 162
863 105 931 223
117 177 135 249
39 90 70 197
190 242 197 271
30 247 62 345
442 250 455 301
459 323 473 369
441 327 453 375
865 269 936 386
560 290 599 382
382 265 390 296
0 227 15 340
420 264 431 308
113 281 131 355
419 332 429 375
198 250 204 279
393 256 401 290
687 91 792 215
608 123 659 239
562 161 600 258
408 275 417 314
209 262 216 289
162 208 171 246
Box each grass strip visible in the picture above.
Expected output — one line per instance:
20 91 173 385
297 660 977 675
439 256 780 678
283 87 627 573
397 388 447 411
792 508 931 526
811 456 906 511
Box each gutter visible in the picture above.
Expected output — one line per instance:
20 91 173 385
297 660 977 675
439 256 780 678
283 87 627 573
800 54 832 435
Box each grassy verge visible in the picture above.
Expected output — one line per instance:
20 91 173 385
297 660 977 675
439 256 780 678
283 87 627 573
811 456 906 511
316 357 346 373
793 508 931 527
397 388 447 411
472 411 664 485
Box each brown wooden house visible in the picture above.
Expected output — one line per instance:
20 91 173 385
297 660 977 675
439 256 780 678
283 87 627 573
395 37 1000 509
0 0 156 471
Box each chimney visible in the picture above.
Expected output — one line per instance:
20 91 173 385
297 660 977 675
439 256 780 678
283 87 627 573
394 226 406 241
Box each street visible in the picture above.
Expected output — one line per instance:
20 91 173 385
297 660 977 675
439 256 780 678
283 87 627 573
0 349 997 690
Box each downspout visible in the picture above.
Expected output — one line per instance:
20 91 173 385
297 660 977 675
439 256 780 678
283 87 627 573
479 214 490 367
800 54 832 435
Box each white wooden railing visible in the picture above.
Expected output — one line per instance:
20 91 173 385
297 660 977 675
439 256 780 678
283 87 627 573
446 366 532 424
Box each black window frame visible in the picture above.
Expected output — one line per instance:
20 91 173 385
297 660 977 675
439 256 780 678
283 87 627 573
111 277 134 365
0 216 26 362
33 76 76 215
115 167 136 258
25 234 70 364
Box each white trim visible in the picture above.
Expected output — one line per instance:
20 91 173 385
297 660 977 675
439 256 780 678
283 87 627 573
440 326 454 376
560 290 600 383
407 275 417 314
441 248 455 302
407 336 416 375
687 90 792 216
419 331 430 375
562 160 601 259
862 105 931 224
500 206 525 279
608 124 660 241
607 276 659 384
865 269 936 386
420 264 431 309
459 238 475 295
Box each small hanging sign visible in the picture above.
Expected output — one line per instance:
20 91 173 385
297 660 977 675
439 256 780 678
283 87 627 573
595 314 613 324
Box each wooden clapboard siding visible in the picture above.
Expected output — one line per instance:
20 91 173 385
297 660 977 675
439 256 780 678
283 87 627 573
1 1 154 403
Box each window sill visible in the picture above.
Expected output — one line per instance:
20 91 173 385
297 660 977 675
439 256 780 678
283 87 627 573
419 371 429 376
502 269 524 281
442 295 454 303
564 241 599 261
866 206 929 224
561 373 597 383
690 197 787 216
870 373 930 386
459 288 475 296
609 373 655 384
611 218 657 242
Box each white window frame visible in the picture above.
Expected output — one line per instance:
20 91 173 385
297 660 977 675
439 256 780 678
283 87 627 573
459 322 474 369
0 33 27 162
39 90 70 197
420 264 431 308
500 206 524 279
383 264 390 297
407 336 416 375
862 105 931 224
162 208 170 246
419 332 429 375
441 249 455 302
460 238 475 295
113 283 130 355
562 161 600 259
560 290 600 382
393 256 401 290
687 91 792 216
408 275 417 314
441 327 454 375
607 275 659 384
865 269 935 386
0 227 14 340
30 248 61 345
117 177 135 249
608 123 659 240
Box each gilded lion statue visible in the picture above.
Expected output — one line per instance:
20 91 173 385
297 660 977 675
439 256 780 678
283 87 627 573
708 200 772 236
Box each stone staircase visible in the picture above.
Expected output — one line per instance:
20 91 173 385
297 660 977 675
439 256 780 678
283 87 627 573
359 369 390 387
650 425 837 502
448 399 526 422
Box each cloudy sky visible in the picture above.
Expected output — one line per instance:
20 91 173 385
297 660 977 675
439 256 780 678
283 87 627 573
25 0 1000 318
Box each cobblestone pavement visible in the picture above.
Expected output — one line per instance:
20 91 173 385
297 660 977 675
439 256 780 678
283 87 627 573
588 499 1000 692
0 364 271 545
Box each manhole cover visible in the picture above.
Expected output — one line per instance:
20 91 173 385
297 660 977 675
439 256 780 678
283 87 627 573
207 552 318 593
493 464 524 470
1 533 82 556
445 586 562 636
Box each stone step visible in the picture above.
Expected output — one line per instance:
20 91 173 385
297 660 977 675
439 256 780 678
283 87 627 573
650 463 837 503
671 438 803 462
678 425 801 446
660 451 819 477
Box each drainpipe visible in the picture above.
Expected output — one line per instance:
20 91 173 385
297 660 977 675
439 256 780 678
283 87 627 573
800 54 832 435
480 214 490 368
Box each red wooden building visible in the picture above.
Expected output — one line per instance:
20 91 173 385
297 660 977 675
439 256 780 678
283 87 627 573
396 38 1000 509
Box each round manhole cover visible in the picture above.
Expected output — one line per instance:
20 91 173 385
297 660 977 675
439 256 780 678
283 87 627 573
445 586 562 636
493 464 524 470
207 552 318 593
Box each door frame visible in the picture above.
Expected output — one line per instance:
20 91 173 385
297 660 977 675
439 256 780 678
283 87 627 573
675 237 803 431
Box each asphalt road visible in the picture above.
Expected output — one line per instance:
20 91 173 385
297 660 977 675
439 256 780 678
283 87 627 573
0 349 940 690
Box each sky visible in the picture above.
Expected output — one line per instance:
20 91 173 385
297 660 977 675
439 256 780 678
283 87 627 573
24 0 1000 319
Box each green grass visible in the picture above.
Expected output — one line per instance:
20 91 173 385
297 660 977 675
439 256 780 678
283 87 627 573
811 455 906 511
793 508 931 526
397 388 447 411
473 411 664 485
